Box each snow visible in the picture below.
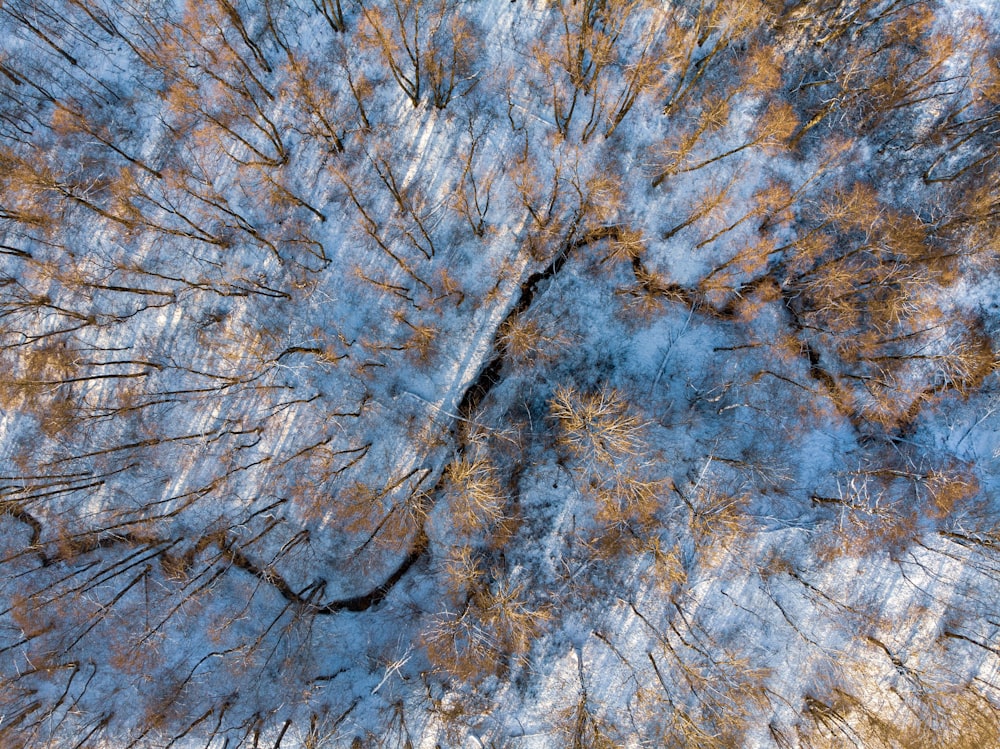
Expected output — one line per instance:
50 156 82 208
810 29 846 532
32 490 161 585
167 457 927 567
1 0 1000 746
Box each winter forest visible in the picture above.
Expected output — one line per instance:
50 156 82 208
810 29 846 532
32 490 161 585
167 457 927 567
1 0 999 745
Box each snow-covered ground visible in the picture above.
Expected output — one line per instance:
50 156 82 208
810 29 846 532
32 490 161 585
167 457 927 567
1 0 999 746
